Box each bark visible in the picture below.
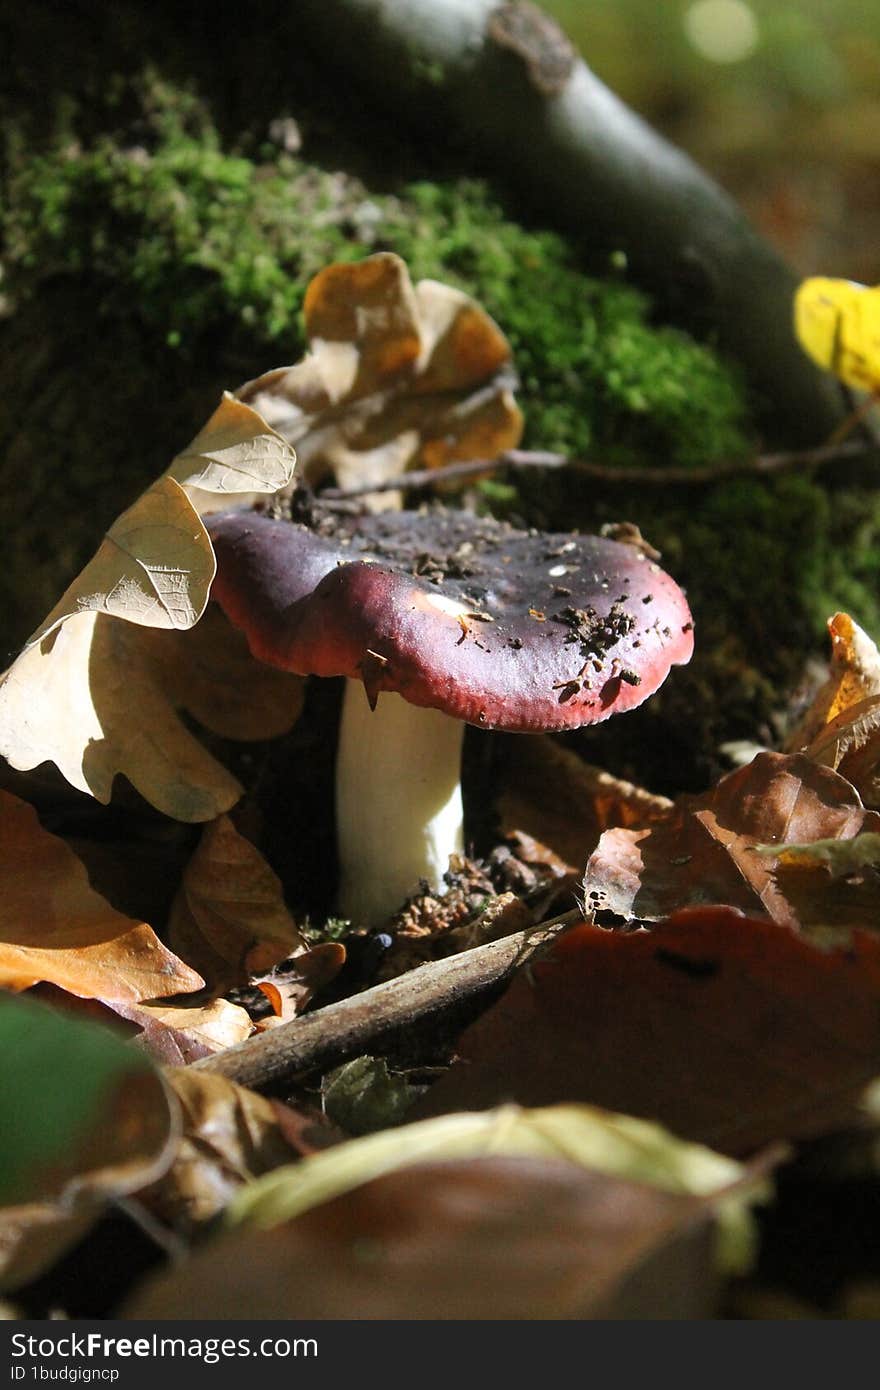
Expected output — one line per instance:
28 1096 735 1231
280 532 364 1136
294 0 848 442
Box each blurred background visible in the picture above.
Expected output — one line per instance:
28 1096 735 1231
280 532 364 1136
545 0 880 284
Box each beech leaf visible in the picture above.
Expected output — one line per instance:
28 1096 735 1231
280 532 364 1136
583 750 880 931
413 907 880 1155
0 790 203 1002
124 1155 733 1321
224 1102 756 1237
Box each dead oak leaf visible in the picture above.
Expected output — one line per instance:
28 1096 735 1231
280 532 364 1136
0 790 202 1001
169 391 297 516
583 750 880 932
236 252 523 503
0 395 297 821
412 907 880 1156
0 612 243 822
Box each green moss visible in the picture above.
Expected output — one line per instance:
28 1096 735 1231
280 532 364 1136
1 76 752 472
3 74 876 784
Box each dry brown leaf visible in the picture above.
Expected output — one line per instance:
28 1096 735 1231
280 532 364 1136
168 391 298 516
496 734 672 871
139 1069 305 1234
119 996 254 1063
787 612 880 752
0 613 244 820
0 790 203 1001
123 1154 725 1320
413 907 880 1156
168 816 313 992
583 750 880 933
25 476 216 648
805 694 880 810
237 252 522 503
0 394 296 820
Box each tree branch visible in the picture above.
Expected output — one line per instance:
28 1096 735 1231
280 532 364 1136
294 0 853 444
319 439 873 501
190 910 578 1091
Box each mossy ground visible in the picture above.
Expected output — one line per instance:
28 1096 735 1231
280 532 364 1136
2 75 878 785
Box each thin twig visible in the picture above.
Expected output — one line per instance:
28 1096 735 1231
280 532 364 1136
318 438 874 501
190 910 579 1091
319 449 567 500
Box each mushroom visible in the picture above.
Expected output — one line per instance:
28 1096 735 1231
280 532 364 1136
206 503 694 925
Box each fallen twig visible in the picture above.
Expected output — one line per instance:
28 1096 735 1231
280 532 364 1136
319 438 874 501
190 909 579 1090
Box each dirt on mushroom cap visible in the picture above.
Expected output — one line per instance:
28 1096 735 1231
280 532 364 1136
207 503 694 734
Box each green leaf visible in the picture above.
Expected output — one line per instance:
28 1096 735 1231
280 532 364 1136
0 993 167 1207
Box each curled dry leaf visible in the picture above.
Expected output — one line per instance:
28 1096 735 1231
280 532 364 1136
583 750 880 934
0 394 296 821
787 613 880 753
252 944 347 1027
496 733 672 872
124 1154 725 1321
140 1070 305 1234
0 994 178 1291
0 790 202 1002
168 391 298 516
807 697 880 811
413 906 880 1155
237 252 523 503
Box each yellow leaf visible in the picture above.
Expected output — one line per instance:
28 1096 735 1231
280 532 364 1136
794 276 880 393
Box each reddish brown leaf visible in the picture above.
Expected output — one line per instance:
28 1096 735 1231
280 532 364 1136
124 1155 723 1320
412 907 880 1156
583 751 880 930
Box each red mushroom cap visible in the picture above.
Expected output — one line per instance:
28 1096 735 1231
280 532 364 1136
207 505 693 733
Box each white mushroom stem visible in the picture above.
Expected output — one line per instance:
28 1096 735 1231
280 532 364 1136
335 681 465 926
